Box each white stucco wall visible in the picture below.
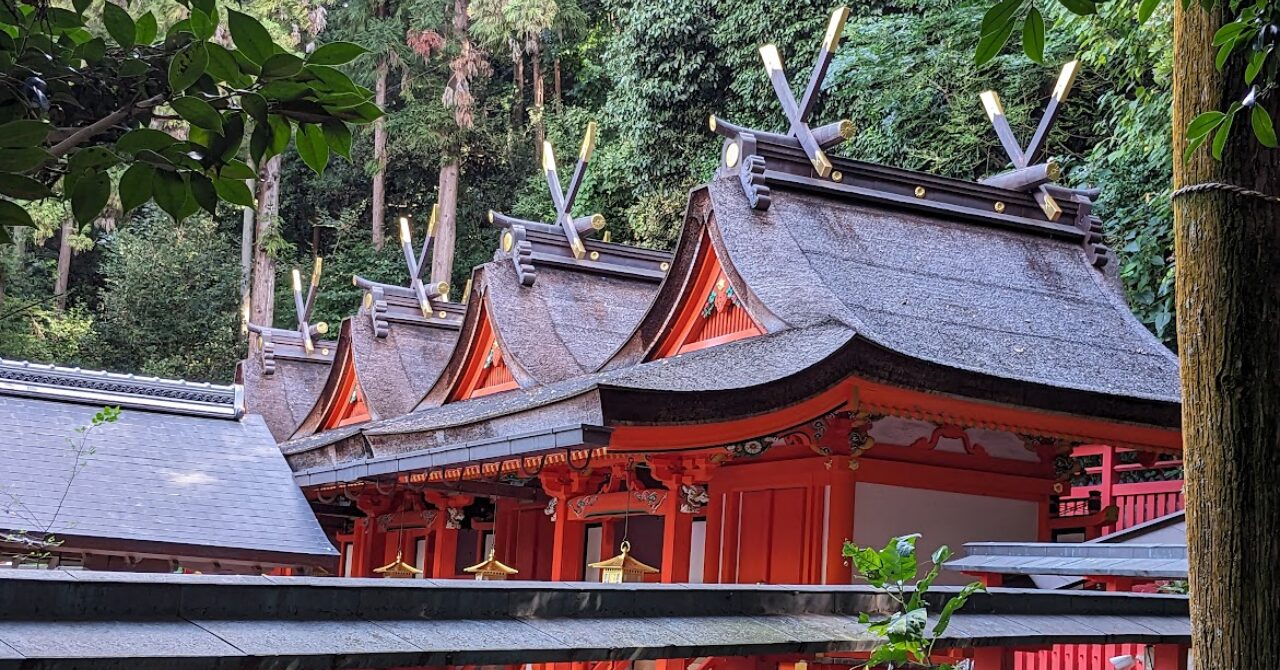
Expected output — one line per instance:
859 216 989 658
852 482 1041 585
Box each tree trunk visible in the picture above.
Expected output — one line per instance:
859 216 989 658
240 197 254 310
531 38 544 149
432 159 459 293
53 220 72 311
553 56 562 110
371 56 389 251
249 155 282 339
1173 4 1280 670
513 46 524 128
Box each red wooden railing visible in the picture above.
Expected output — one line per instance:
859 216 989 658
1072 445 1184 534
1014 643 1147 670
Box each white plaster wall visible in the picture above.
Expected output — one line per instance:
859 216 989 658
852 482 1040 585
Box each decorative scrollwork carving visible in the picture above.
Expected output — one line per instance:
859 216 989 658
679 484 709 514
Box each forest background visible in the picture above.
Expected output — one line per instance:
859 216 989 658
0 0 1175 382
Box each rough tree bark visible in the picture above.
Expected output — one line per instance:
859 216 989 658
512 42 524 128
371 55 389 251
433 159 459 292
531 36 544 150
553 55 561 110
249 155 282 340
53 220 72 311
1173 4 1280 669
240 200 253 309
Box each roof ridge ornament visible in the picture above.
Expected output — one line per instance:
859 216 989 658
247 257 329 366
710 6 854 210
977 60 1109 267
488 121 607 286
353 205 455 337
977 60 1080 221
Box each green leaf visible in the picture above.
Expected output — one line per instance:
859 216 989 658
307 41 369 66
1246 49 1269 84
295 123 328 175
102 2 135 49
0 173 53 199
980 0 1023 36
46 7 83 29
119 162 153 213
1138 0 1161 22
214 175 254 206
171 96 224 133
70 171 110 224
169 42 209 93
76 36 106 64
0 199 34 227
1023 7 1044 64
0 147 51 173
307 65 360 93
975 18 1015 65
190 172 217 214
261 52 305 79
933 582 985 636
73 0 92 14
0 120 52 148
117 128 177 154
267 115 292 157
241 92 269 126
228 9 275 66
322 120 351 160
1212 20 1249 46
153 170 189 220
1251 104 1277 148
1057 0 1097 16
1186 111 1226 139
1212 105 1239 160
1182 132 1210 162
1216 40 1236 71
135 10 158 45
67 146 118 173
188 8 215 41
219 159 256 180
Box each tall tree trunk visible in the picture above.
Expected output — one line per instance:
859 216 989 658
249 155 282 340
512 46 524 128
1174 4 1280 670
53 220 72 312
531 38 544 149
432 160 459 292
371 56 389 251
240 200 253 310
553 56 562 110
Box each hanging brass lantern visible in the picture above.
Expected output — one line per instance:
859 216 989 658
373 550 423 579
463 548 519 581
588 540 659 584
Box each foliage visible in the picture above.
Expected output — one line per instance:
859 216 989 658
975 0 1280 158
96 206 242 380
843 534 985 669
0 0 381 240
0 300 100 364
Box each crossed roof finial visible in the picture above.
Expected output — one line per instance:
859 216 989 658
489 121 606 286
397 205 450 316
709 7 855 209
978 60 1080 221
248 257 328 356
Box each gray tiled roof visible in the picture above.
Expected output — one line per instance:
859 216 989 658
0 572 1189 669
0 391 337 566
951 542 1188 579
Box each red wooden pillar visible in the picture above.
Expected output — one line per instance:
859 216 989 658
1147 644 1189 670
661 493 693 583
550 500 585 581
431 512 459 579
1099 445 1116 533
823 459 855 585
703 485 724 583
970 647 1010 669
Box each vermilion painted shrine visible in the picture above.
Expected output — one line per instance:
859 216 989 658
0 8 1190 670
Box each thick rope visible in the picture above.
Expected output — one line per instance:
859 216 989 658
1171 181 1280 204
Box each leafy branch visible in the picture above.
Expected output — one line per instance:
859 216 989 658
844 534 985 670
1 406 119 563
